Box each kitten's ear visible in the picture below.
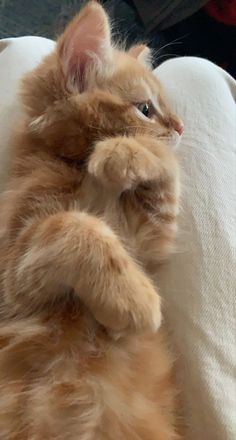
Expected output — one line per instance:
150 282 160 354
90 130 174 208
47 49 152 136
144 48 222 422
57 1 112 92
128 44 152 68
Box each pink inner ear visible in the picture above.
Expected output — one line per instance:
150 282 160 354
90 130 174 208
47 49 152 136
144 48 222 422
129 44 147 59
128 44 152 68
58 2 111 92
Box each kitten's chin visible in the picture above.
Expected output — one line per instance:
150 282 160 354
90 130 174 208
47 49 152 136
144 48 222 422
166 131 182 150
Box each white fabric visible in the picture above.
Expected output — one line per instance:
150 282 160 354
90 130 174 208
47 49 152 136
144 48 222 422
0 37 235 440
0 37 55 190
155 58 236 440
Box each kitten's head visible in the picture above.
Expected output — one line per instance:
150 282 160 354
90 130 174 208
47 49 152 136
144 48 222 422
21 1 183 163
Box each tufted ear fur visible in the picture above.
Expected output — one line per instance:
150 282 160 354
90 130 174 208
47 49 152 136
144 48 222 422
57 1 112 93
128 44 152 69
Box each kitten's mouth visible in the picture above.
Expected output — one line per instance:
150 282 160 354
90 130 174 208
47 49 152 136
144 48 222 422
159 131 182 149
170 134 182 149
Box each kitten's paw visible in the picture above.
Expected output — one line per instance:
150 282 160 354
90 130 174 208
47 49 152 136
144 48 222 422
125 274 162 334
93 270 162 336
88 137 160 192
109 285 162 340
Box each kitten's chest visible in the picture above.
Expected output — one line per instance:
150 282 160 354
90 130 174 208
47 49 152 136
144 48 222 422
76 179 139 250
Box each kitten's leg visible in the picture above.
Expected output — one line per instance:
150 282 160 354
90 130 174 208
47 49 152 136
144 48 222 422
4 212 161 333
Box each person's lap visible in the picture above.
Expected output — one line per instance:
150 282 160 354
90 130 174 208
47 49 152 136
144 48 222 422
0 37 235 439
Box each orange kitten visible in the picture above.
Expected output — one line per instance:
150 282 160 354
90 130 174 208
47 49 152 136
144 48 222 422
0 2 183 439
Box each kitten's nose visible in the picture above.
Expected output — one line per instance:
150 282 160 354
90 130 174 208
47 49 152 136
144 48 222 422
175 123 184 136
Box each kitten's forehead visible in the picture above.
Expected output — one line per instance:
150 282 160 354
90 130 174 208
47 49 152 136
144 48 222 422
106 50 162 101
120 78 153 102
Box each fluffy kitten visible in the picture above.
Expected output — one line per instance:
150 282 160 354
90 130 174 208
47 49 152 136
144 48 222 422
0 2 183 439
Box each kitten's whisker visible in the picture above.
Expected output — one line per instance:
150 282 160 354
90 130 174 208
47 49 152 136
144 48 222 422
124 125 167 138
153 38 183 57
155 53 179 64
85 124 165 141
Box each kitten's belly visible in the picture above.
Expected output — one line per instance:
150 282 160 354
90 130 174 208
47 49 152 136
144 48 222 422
94 331 177 440
78 181 140 257
0 315 177 440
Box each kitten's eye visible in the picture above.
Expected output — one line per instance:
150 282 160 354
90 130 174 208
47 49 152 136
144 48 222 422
137 102 150 118
136 101 156 120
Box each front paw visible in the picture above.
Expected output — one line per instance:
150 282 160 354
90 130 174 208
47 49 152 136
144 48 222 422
93 269 162 337
88 137 160 193
126 273 162 335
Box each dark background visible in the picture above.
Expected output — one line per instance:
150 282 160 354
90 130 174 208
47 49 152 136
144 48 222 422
0 0 235 77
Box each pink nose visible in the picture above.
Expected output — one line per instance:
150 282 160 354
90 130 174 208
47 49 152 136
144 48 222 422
175 123 184 136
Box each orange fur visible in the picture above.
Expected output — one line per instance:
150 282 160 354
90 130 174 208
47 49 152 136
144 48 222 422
0 2 182 438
